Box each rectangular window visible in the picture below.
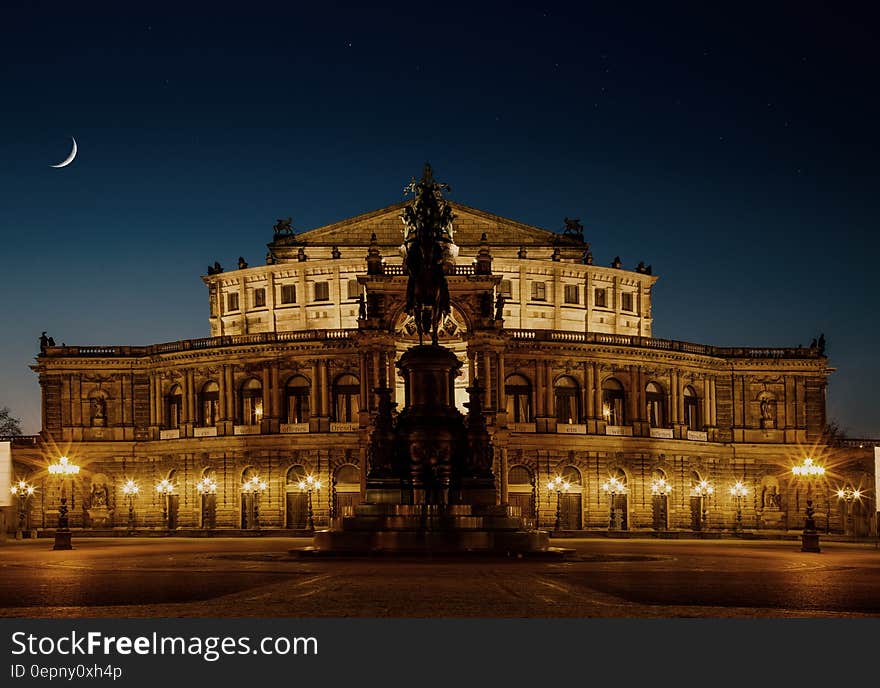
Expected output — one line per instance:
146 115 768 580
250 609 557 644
314 282 330 301
594 288 607 308
621 292 634 312
499 280 512 298
280 284 296 304
564 284 579 304
253 288 266 308
227 293 239 312
347 279 360 299
531 281 546 301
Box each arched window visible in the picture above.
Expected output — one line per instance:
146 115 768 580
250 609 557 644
240 378 263 425
645 381 666 427
683 385 700 430
554 376 580 424
286 464 308 485
166 384 183 429
285 376 311 424
334 465 360 484
508 466 532 486
332 374 360 423
602 378 626 426
199 381 220 427
505 374 532 423
561 465 582 487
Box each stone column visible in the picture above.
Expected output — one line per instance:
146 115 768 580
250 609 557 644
224 365 235 425
500 448 509 503
628 365 639 425
148 374 156 426
592 364 602 422
496 352 506 413
218 365 228 421
584 362 595 420
670 370 680 423
703 377 711 429
784 375 796 429
709 377 717 427
271 364 281 421
544 361 554 422
535 360 546 418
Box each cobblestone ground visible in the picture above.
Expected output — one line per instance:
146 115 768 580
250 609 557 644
0 537 878 618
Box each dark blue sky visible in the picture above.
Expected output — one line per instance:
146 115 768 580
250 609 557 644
1 2 877 436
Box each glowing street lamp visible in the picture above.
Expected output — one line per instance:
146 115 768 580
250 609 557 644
242 476 268 529
155 479 175 531
791 457 825 553
729 481 748 532
48 455 80 550
122 479 139 532
835 486 862 539
602 476 626 530
691 480 714 531
297 475 322 531
9 479 36 539
546 475 571 531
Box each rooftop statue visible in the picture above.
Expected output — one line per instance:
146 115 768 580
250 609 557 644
273 217 294 236
562 217 585 241
400 164 457 345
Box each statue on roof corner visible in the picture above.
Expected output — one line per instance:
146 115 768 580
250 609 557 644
563 217 585 241
399 163 457 346
273 217 294 236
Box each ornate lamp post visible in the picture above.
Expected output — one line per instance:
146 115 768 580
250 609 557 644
9 479 36 539
298 475 322 531
546 475 571 531
691 479 714 531
155 479 175 531
48 455 80 550
602 476 626 530
792 457 825 553
122 479 139 532
196 477 217 529
729 481 748 533
836 486 862 539
650 478 671 531
242 476 268 529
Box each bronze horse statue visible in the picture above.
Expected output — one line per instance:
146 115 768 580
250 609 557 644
401 164 454 346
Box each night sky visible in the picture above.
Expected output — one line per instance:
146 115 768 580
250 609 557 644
1 2 877 436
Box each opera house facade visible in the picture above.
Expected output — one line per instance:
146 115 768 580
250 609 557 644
7 193 876 537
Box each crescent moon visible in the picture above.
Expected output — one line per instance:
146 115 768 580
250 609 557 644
50 137 77 168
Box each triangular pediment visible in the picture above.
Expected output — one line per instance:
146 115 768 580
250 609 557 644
293 201 568 248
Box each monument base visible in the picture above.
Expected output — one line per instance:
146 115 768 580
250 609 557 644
52 530 73 550
301 503 566 557
801 531 821 553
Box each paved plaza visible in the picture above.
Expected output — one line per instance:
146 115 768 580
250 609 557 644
0 537 878 618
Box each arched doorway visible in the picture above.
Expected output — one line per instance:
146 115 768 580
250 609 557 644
197 469 217 529
559 465 583 530
689 471 706 531
285 465 309 529
507 465 535 527
333 464 361 518
240 467 262 529
650 468 670 530
165 469 180 530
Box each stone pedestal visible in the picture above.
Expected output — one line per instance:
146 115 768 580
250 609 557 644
801 531 821 553
53 531 73 550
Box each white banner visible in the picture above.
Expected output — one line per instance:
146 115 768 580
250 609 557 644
0 441 11 507
874 447 879 513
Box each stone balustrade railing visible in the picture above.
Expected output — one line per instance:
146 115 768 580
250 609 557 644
40 328 825 360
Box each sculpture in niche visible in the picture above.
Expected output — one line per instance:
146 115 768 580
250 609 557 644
91 396 107 427
759 395 776 429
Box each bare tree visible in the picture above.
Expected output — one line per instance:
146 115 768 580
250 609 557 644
0 407 22 436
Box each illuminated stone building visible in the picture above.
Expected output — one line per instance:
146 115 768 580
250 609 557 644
8 194 877 537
